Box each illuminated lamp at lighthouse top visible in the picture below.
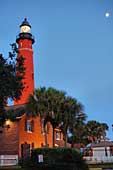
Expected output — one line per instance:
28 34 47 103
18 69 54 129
16 18 35 44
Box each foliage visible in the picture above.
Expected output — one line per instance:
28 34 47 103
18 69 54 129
26 86 109 149
68 121 87 145
60 96 86 147
26 87 65 118
27 87 66 147
22 148 89 170
84 120 109 143
0 43 25 126
27 86 109 147
68 120 109 146
26 87 86 147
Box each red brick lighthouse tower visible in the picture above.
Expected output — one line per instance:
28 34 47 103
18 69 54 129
14 18 35 105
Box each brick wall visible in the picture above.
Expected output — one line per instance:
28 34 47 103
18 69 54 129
0 115 53 158
0 120 19 155
18 114 53 157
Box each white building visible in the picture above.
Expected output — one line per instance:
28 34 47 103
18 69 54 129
84 139 113 163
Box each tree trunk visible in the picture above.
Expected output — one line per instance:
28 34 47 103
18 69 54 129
71 134 74 148
52 126 55 147
71 141 74 148
44 127 48 148
64 132 67 147
41 118 48 148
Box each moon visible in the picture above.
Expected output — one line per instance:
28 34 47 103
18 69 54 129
105 12 110 18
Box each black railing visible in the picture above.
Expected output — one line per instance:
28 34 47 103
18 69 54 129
16 33 35 43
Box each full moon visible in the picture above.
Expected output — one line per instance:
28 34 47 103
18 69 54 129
105 12 110 18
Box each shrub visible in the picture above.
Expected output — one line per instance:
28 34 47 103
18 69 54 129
23 148 89 170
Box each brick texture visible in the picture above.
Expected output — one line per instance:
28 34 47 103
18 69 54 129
18 114 53 157
0 116 53 158
0 121 19 155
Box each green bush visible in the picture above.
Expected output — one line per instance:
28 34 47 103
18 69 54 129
23 148 89 170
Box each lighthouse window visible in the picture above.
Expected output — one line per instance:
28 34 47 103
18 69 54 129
20 42 22 47
32 73 34 79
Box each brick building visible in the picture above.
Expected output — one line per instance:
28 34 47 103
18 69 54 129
0 19 63 166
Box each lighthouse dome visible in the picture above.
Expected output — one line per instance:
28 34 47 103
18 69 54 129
20 18 31 28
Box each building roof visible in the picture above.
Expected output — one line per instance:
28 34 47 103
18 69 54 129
6 103 26 110
91 140 113 147
5 104 26 118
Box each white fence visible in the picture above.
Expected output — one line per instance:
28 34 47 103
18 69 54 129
83 156 113 163
0 155 18 166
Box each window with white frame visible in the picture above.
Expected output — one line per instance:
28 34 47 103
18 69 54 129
56 132 60 140
25 119 34 133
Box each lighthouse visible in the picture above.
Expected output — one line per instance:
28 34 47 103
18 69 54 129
14 18 35 105
0 19 61 163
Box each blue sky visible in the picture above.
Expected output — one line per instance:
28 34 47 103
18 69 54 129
0 0 113 139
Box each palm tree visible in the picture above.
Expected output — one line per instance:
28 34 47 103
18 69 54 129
41 87 66 147
26 87 66 147
85 120 109 143
70 112 87 148
60 96 85 147
44 113 60 147
26 87 86 148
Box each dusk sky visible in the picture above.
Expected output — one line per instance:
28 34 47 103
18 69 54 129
0 0 113 139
